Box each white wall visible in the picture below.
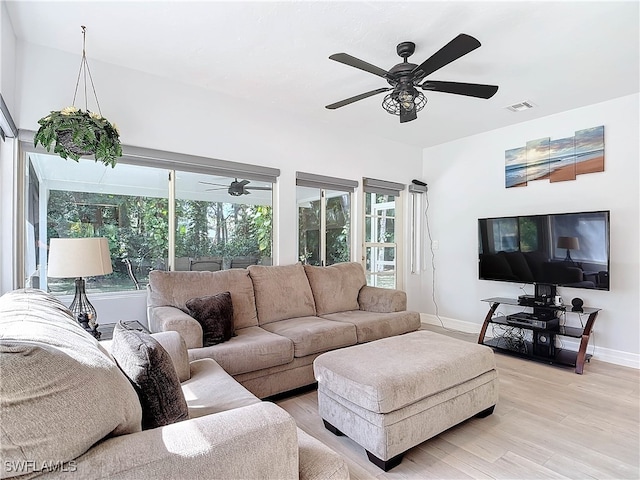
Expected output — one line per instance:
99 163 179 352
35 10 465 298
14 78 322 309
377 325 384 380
0 0 17 294
8 41 425 322
420 94 640 366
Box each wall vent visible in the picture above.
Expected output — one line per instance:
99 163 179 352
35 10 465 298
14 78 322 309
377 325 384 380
506 101 534 112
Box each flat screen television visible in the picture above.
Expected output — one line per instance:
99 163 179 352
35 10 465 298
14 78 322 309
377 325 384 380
478 210 610 290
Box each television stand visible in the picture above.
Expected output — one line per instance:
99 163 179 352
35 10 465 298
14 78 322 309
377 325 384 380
478 297 600 374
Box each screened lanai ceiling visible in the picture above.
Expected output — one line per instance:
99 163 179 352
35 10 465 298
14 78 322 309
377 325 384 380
29 153 274 205
6 1 639 148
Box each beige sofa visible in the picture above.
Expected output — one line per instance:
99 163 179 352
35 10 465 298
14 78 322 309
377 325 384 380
148 262 421 398
0 289 348 480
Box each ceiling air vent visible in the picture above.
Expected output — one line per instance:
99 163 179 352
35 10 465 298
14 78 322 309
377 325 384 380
506 101 534 112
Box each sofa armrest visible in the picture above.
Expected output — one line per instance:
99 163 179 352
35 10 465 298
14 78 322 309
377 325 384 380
151 331 191 382
358 285 407 313
45 403 299 480
149 305 203 349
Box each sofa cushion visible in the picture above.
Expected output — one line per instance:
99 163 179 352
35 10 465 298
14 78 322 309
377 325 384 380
186 292 235 346
0 289 142 478
111 322 189 430
188 326 294 375
321 310 421 343
149 269 259 329
262 316 357 357
248 263 316 325
304 262 366 315
182 358 261 418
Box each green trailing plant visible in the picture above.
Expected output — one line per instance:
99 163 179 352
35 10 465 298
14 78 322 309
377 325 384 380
34 106 122 168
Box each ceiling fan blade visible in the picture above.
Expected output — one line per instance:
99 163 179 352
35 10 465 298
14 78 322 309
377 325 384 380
412 34 481 79
329 53 389 78
421 81 499 99
246 186 272 191
236 179 250 187
399 105 418 123
199 181 228 187
326 88 391 110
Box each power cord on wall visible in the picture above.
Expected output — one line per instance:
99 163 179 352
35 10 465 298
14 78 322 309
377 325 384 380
423 189 474 336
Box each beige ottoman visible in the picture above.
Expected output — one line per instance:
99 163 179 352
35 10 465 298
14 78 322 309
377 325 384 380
313 330 499 471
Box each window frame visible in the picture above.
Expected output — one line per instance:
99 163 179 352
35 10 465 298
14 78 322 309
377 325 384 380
362 178 405 290
16 132 280 293
295 172 357 267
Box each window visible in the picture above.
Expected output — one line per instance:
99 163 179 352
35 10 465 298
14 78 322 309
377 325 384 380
175 171 272 271
363 178 404 289
296 172 356 266
22 147 277 294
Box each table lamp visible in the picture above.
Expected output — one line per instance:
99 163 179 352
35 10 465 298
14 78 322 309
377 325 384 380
557 236 580 264
47 237 112 338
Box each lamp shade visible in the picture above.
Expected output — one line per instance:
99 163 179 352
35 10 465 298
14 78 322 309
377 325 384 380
48 237 113 278
557 236 580 251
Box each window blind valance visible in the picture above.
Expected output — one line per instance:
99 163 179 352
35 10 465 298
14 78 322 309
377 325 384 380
296 172 358 192
363 178 405 197
18 131 280 183
120 146 280 183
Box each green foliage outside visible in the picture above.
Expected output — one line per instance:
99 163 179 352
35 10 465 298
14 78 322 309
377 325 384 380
47 190 272 292
298 194 350 266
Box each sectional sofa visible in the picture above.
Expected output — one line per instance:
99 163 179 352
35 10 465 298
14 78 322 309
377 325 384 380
147 262 422 398
0 288 349 479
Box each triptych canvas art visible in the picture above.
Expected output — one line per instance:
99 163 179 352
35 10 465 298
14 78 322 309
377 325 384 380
505 126 604 188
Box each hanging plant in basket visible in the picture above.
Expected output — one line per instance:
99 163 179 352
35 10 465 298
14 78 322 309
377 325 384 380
34 107 121 167
34 26 122 168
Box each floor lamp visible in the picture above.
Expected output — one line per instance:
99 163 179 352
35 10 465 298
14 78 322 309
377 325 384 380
47 237 113 338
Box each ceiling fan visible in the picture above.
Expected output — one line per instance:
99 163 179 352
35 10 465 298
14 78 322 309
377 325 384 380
199 178 272 197
325 34 499 123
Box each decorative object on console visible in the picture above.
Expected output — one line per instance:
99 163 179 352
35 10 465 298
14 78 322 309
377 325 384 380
33 26 122 167
47 237 112 338
557 236 580 264
186 292 236 346
571 297 584 312
505 125 604 188
325 34 498 124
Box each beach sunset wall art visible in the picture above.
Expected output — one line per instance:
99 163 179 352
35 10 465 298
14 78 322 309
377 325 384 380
505 125 604 188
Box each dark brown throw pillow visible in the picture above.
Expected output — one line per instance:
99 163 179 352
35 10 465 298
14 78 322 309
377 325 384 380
186 292 235 347
111 322 189 430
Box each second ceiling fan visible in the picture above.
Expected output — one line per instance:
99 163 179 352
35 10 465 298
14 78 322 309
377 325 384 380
325 34 499 123
200 178 272 197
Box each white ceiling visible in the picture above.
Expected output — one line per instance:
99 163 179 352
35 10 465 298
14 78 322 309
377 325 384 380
6 1 640 149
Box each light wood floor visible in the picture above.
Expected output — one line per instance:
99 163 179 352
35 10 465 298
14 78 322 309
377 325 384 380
276 326 640 479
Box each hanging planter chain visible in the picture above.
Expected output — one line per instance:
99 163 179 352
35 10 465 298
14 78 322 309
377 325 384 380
34 25 122 167
72 26 102 116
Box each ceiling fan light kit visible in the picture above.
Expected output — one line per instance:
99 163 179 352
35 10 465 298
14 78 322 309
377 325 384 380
326 34 499 123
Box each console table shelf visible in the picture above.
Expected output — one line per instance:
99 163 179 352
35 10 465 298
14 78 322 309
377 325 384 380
478 297 600 374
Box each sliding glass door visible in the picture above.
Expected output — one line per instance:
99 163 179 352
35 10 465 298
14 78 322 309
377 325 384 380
23 152 274 294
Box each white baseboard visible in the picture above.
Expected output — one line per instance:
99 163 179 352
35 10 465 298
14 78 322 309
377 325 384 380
419 313 640 370
420 313 481 334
